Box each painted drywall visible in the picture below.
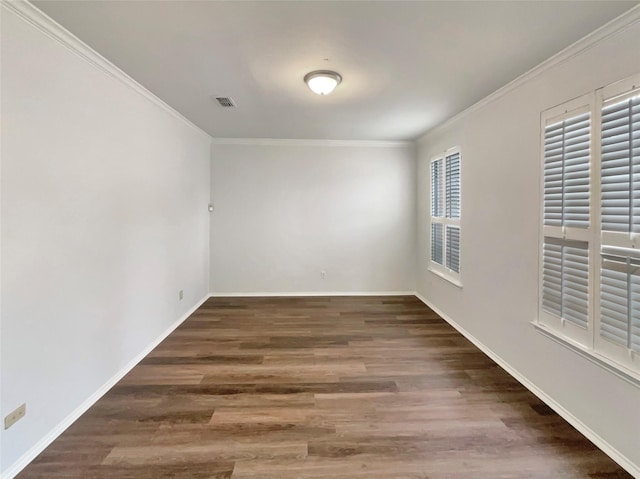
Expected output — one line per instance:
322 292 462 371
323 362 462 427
416 17 640 474
0 6 211 475
210 141 416 294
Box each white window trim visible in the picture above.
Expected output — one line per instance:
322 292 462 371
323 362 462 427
429 147 462 287
536 72 640 382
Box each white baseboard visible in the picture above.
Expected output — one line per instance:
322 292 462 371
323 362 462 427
1 294 210 479
208 291 415 297
413 292 640 478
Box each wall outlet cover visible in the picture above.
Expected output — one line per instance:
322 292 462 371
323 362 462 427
4 403 26 430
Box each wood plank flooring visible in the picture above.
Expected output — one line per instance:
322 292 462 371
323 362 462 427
16 296 632 478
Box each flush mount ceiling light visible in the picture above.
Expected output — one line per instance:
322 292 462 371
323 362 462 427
304 70 342 95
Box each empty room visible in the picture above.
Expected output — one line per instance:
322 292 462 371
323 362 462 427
2 0 640 478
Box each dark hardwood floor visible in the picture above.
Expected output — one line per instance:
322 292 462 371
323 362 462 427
17 296 632 478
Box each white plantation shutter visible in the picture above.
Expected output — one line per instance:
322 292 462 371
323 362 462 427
431 223 443 265
597 87 640 370
600 250 640 352
446 152 460 219
542 239 589 329
431 157 444 265
564 114 591 228
446 226 460 273
600 256 629 345
544 122 564 227
633 272 640 352
600 95 640 234
542 241 562 317
541 107 591 338
431 159 444 217
543 112 591 228
635 99 640 235
539 78 640 376
562 242 590 328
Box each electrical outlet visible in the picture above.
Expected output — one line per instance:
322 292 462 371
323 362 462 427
320 270 326 280
4 403 26 430
179 290 184 300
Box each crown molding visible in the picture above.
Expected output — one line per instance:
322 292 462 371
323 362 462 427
211 138 415 148
417 4 640 143
1 0 211 140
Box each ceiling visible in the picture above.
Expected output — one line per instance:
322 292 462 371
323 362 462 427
34 1 638 141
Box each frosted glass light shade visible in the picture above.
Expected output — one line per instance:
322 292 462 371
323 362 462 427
304 70 342 95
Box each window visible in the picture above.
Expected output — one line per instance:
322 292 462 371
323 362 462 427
596 77 640 371
430 148 461 285
538 73 640 378
540 96 593 346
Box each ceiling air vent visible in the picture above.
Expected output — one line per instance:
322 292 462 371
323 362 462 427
215 97 236 108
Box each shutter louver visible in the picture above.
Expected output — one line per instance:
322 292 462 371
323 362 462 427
446 153 460 219
544 113 591 229
431 159 443 217
446 226 460 273
601 95 640 233
431 223 443 265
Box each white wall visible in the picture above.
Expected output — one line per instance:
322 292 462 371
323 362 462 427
210 141 416 294
416 18 640 475
0 6 211 475
4 0 638 476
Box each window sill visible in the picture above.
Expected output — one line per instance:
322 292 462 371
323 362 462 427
427 266 463 289
532 321 640 388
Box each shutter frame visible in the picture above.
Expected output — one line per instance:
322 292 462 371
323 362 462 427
539 97 593 348
543 111 591 229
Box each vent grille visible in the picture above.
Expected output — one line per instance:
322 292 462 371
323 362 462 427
215 97 236 108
